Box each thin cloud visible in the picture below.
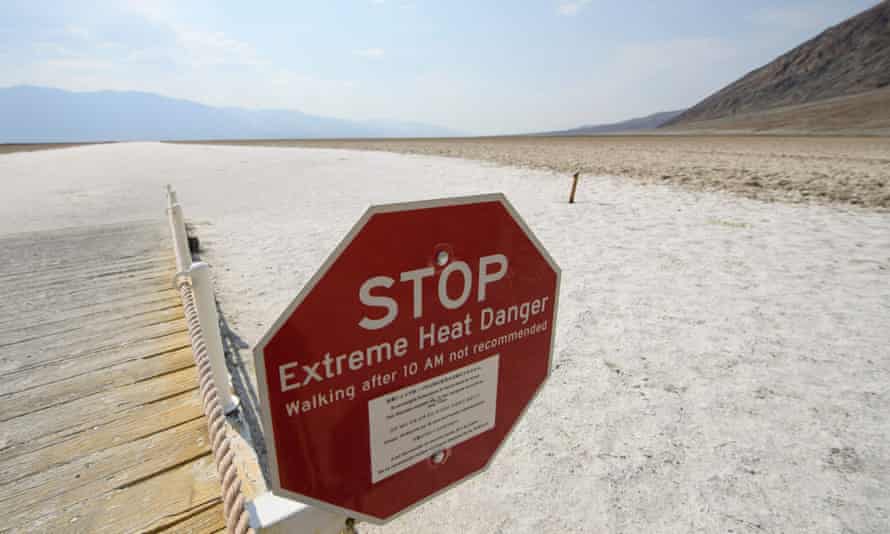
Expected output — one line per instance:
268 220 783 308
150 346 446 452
175 28 258 67
120 1 259 68
354 48 385 59
65 25 91 40
557 0 591 16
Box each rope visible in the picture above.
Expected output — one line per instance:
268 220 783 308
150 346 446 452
177 279 254 534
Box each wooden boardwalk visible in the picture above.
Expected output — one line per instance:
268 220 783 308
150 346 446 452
0 222 225 533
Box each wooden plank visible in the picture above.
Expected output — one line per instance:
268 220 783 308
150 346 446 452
20 456 224 533
1 263 176 299
0 317 187 376
0 245 172 291
1 346 194 421
0 301 182 347
156 501 227 534
0 285 178 330
0 218 162 244
0 390 203 481
0 366 199 451
0 254 174 288
0 241 170 278
0 221 225 533
3 421 216 530
3 419 209 510
0 289 181 333
0 268 175 312
0 252 173 283
0 330 191 397
0 297 182 345
0 222 169 275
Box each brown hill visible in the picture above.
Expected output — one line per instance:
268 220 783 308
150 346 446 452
666 1 890 131
665 87 890 134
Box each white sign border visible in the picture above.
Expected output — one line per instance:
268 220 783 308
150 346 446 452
253 193 561 524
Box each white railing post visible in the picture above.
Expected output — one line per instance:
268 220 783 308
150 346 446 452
190 261 240 415
165 184 178 208
167 205 191 273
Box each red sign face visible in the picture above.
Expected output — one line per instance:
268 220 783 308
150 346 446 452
255 194 560 523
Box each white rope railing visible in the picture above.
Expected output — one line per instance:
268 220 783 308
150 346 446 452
166 186 252 534
178 280 252 534
166 186 352 534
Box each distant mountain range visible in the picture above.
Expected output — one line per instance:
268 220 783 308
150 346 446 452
665 1 890 132
7 1 889 144
538 110 685 135
0 86 460 143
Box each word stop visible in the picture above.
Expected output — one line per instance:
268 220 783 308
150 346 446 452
358 254 508 330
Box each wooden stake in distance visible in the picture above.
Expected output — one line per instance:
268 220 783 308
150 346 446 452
569 172 580 204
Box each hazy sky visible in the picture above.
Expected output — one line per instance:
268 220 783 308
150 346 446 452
0 0 879 135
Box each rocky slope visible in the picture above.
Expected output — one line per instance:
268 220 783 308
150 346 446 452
667 1 890 128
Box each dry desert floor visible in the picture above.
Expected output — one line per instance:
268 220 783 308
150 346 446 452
190 135 890 210
0 142 103 155
2 141 889 533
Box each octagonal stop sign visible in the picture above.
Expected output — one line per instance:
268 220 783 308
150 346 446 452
255 194 560 523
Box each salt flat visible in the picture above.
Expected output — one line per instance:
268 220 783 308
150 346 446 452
205 135 890 209
2 142 889 533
